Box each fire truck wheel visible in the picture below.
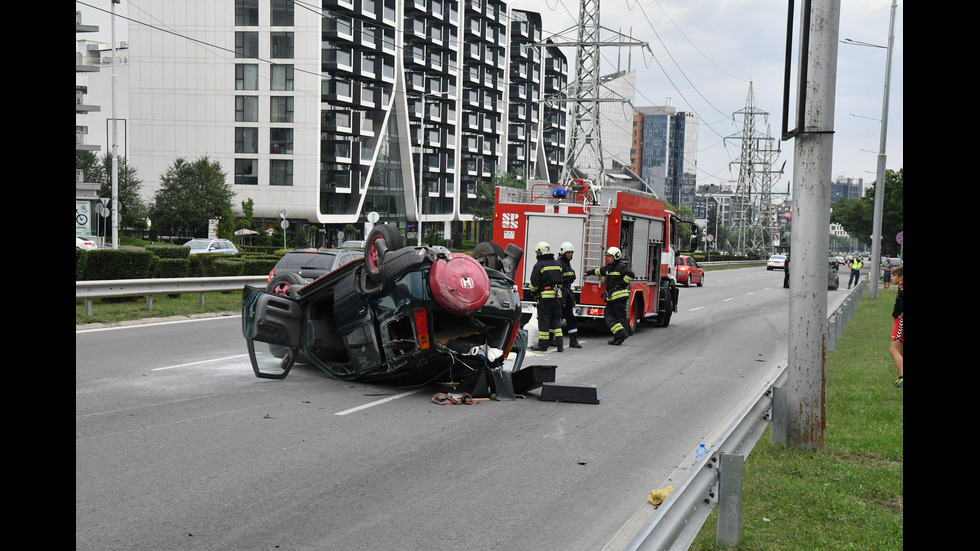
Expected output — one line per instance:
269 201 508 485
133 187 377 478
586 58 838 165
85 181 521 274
657 292 673 327
365 225 404 282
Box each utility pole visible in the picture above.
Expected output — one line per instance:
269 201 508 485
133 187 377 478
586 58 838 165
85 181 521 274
728 82 784 257
780 0 841 450
538 0 649 189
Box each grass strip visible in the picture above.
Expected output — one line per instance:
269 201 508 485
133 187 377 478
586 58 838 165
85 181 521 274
690 290 903 550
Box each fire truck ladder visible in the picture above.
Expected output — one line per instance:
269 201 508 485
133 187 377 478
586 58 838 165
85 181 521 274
583 204 610 277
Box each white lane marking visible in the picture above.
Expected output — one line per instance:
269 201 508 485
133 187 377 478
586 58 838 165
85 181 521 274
335 389 424 416
151 354 250 371
689 306 704 311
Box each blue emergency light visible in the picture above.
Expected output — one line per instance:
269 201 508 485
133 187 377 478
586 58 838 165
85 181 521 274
551 187 568 199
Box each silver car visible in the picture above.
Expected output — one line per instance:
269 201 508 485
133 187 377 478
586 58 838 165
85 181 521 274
183 238 239 255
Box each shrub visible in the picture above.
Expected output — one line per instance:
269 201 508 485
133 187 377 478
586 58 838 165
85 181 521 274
76 248 88 280
155 258 190 278
83 249 157 280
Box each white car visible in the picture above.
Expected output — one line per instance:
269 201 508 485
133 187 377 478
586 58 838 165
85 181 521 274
184 238 239 255
76 236 98 251
767 254 787 270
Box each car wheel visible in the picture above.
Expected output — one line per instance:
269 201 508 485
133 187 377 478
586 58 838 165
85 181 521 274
268 272 306 297
697 274 703 287
365 225 404 282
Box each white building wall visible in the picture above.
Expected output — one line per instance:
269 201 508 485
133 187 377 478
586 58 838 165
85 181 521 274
128 0 322 222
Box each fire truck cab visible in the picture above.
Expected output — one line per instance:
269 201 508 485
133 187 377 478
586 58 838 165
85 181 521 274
492 180 698 332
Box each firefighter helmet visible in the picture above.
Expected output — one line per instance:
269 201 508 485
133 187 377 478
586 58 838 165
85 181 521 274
534 241 551 257
559 242 574 254
605 246 622 260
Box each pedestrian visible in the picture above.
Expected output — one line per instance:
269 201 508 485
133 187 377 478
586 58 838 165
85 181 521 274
590 246 635 345
528 241 564 352
557 242 582 348
882 256 894 289
847 256 864 289
889 265 903 387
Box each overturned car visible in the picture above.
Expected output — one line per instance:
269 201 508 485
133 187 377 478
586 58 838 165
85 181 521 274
241 226 529 390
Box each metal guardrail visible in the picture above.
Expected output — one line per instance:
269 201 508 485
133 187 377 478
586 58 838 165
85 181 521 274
75 276 268 316
623 278 869 550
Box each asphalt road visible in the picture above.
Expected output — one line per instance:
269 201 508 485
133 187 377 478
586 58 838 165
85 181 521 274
76 267 849 551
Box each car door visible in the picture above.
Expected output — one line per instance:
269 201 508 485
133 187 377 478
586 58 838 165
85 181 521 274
241 285 303 379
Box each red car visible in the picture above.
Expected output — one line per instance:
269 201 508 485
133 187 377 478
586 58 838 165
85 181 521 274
676 255 704 287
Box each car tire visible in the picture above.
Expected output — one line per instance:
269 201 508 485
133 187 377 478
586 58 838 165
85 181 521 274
268 272 306 297
365 225 405 282
697 274 703 287
683 277 690 287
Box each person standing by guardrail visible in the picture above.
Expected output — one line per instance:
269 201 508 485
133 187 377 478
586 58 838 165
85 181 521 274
847 256 864 289
889 265 903 387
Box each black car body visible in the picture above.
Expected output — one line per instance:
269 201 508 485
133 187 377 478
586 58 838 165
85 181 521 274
242 229 528 389
267 247 365 296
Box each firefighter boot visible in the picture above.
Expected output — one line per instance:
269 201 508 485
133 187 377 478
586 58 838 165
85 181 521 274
569 334 582 348
534 338 551 352
555 335 564 352
607 331 627 345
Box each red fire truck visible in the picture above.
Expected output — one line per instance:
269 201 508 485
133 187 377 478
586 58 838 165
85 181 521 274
491 180 698 331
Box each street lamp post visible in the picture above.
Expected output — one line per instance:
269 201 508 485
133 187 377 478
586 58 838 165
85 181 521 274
842 0 897 299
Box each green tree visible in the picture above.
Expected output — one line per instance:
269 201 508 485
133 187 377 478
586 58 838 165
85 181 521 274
830 168 903 256
150 156 234 239
75 150 148 229
470 171 525 222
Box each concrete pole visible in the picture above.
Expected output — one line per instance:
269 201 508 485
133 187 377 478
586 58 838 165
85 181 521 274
110 0 120 249
868 0 897 299
786 0 841 450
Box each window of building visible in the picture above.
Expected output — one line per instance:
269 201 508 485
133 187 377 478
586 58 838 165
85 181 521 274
271 0 294 26
270 128 293 154
236 64 259 90
235 95 258 122
270 160 293 186
271 64 294 91
235 0 258 26
235 127 258 154
271 32 294 59
235 31 259 58
271 96 294 123
235 159 258 185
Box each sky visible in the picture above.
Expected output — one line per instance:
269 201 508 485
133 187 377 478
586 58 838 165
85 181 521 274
78 0 902 194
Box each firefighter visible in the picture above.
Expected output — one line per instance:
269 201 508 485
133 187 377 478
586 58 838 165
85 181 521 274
528 241 565 352
591 246 635 345
557 242 582 348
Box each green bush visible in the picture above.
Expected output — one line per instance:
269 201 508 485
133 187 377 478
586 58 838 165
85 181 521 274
213 259 245 276
146 244 190 259
83 249 157 280
155 258 190 278
244 256 280 276
76 248 88 280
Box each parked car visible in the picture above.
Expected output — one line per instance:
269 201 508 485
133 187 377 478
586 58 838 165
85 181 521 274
676 255 704 287
767 254 787 270
267 247 365 295
76 235 97 251
339 240 366 248
241 225 529 391
828 256 840 270
783 259 839 290
184 238 239 255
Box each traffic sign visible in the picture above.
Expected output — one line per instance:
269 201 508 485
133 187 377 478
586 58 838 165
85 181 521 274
896 231 903 244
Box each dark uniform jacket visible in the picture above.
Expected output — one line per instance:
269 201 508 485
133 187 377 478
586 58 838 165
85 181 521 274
529 255 564 300
592 259 635 302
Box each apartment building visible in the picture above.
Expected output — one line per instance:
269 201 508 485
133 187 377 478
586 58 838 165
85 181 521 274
121 0 568 243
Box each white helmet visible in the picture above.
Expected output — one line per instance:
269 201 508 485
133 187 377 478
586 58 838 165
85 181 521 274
559 242 574 254
535 241 551 256
606 246 622 260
